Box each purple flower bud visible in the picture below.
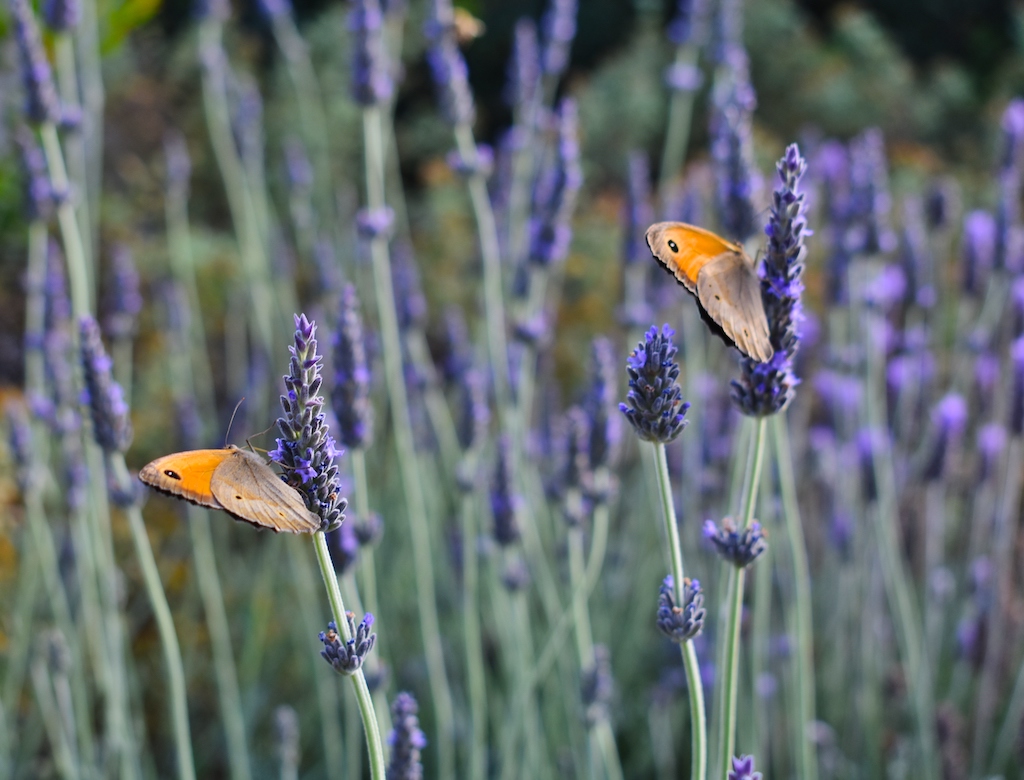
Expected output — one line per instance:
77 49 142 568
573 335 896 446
349 0 394 106
446 144 493 177
102 244 142 341
999 98 1024 172
387 692 427 779
15 127 53 222
623 151 654 266
11 0 61 125
977 423 1006 482
528 99 582 266
664 61 703 92
454 367 489 455
711 47 760 242
704 517 767 568
272 314 347 531
1011 336 1024 435
620 325 690 444
355 206 395 240
332 284 373 450
856 428 887 502
847 128 896 255
922 393 968 481
733 144 808 417
656 574 705 643
728 754 763 780
541 0 577 77
580 644 614 725
79 316 133 453
319 613 376 675
426 33 475 126
668 0 710 47
43 0 80 30
962 210 996 296
490 436 521 546
256 0 290 19
283 136 313 194
328 519 359 575
506 18 540 115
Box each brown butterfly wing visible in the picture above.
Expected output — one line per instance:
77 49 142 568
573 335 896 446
139 449 230 510
210 448 321 534
695 253 774 363
645 222 744 294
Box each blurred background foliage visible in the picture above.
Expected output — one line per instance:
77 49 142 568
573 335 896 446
2 0 1024 392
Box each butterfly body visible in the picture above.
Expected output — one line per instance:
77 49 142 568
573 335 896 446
138 445 320 533
645 221 773 363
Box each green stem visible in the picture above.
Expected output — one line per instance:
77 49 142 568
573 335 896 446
187 510 253 780
311 533 386 779
30 660 79 780
657 45 700 191
652 443 707 780
771 415 818 780
110 456 196 780
717 417 766 779
458 459 488 780
362 104 455 777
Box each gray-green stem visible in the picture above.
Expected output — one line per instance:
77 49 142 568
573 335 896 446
652 442 707 780
717 417 766 779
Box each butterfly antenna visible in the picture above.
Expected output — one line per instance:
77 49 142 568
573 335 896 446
245 422 278 455
224 397 245 448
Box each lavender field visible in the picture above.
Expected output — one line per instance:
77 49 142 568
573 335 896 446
2 0 1023 777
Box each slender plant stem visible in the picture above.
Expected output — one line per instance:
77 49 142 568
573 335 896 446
657 44 700 191
771 415 819 780
187 510 253 780
311 532 386 779
652 442 707 780
458 458 488 780
30 661 79 780
110 456 196 780
350 449 380 618
361 104 455 777
717 417 767 779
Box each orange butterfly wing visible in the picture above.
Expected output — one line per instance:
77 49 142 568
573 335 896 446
645 222 743 292
139 449 231 509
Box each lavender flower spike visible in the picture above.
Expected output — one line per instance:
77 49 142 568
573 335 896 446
16 127 53 222
387 692 427 780
270 314 346 531
704 517 767 568
506 18 540 116
620 325 690 444
528 98 583 266
732 143 808 417
425 21 475 127
490 436 521 546
711 47 761 242
349 0 393 107
43 0 80 31
103 244 143 341
656 574 706 643
332 284 373 450
541 0 577 78
319 612 376 675
11 0 61 125
79 316 133 454
728 754 764 780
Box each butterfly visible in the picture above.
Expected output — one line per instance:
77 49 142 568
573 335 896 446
138 445 320 533
645 221 774 363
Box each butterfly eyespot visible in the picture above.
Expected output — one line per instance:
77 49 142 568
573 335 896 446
715 295 721 301
235 494 243 500
163 469 183 481
667 240 679 253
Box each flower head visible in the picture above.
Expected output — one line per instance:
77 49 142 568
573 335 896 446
620 325 690 444
349 0 394 106
15 127 53 223
921 393 968 481
270 314 346 531
541 0 577 77
668 0 710 46
623 151 654 267
332 285 373 450
528 99 582 267
11 0 61 125
656 575 706 644
79 316 133 454
490 436 521 546
711 47 760 242
581 644 614 725
425 5 475 127
318 612 376 675
847 128 896 255
387 691 427 780
585 337 620 478
962 210 996 297
732 144 808 417
728 754 763 780
102 244 142 341
704 518 767 568
43 0 80 29
506 18 540 116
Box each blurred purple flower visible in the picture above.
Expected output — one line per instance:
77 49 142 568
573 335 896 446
711 47 760 242
43 0 80 30
79 316 133 454
704 517 767 568
1011 336 1024 435
425 4 475 127
962 210 996 296
668 0 710 47
541 0 577 77
581 644 614 725
623 151 654 266
847 128 896 255
528 99 582 266
922 393 968 481
332 284 373 450
15 127 53 223
656 574 705 643
387 691 427 779
506 18 540 116
490 436 521 546
728 754 763 780
102 244 143 341
349 0 394 107
11 0 61 125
